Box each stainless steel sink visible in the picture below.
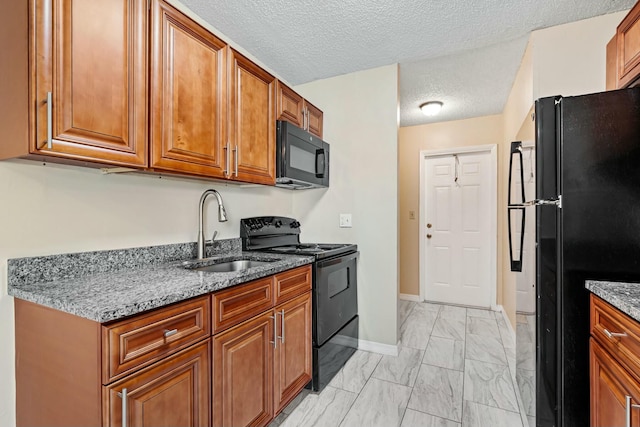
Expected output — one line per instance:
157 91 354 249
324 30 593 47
189 259 272 273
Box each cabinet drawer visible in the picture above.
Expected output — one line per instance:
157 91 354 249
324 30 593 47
102 295 210 384
212 276 274 334
591 294 640 380
274 265 312 306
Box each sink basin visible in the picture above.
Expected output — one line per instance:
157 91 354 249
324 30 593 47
189 259 272 273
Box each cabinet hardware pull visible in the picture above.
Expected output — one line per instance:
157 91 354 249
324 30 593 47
625 395 640 427
270 315 277 348
279 309 285 344
233 144 238 176
163 328 178 338
604 328 628 339
117 387 128 427
223 143 229 176
46 92 52 149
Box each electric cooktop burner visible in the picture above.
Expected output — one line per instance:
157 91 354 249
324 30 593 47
269 243 352 253
240 217 357 260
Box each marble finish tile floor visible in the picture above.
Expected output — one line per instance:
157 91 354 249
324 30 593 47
270 301 527 427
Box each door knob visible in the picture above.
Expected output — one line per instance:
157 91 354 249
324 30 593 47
427 223 432 228
427 234 432 239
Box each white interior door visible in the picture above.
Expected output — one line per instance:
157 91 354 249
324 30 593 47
424 151 493 308
515 146 536 314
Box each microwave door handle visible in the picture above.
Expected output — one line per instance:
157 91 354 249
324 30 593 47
315 148 326 178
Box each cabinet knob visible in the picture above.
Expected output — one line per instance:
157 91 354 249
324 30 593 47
427 234 432 239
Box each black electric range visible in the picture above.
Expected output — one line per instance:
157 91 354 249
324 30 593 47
240 216 359 391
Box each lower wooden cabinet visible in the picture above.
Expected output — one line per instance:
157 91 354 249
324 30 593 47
213 311 274 427
590 294 640 426
213 291 312 427
104 340 211 427
591 339 640 426
15 265 312 427
274 293 312 414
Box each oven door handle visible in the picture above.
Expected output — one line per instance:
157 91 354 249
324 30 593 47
316 252 359 268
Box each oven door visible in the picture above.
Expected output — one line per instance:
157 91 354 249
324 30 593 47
314 251 358 346
276 121 329 188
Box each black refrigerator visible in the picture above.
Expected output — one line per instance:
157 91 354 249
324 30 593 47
508 88 640 427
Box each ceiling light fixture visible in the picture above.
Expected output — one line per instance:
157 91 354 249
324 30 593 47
420 101 443 116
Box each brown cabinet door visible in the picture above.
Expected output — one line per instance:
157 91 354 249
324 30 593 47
304 101 323 139
591 338 640 427
104 340 211 427
273 292 312 414
276 81 304 128
32 0 147 166
228 49 276 185
617 3 640 88
149 0 228 178
213 311 274 427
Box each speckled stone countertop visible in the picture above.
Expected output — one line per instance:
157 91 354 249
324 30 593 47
7 239 313 323
586 280 640 323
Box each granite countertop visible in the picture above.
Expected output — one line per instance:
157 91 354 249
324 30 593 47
586 280 640 323
7 239 313 323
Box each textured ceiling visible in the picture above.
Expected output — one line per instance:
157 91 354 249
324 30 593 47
181 0 634 126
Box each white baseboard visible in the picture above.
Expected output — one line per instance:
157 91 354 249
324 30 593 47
358 339 399 356
399 293 421 302
495 304 516 339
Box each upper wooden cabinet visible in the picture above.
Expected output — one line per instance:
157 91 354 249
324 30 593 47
30 0 148 166
617 3 640 88
228 49 277 185
149 0 227 178
3 0 327 185
606 2 640 89
276 81 324 138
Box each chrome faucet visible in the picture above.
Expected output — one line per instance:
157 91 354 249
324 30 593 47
197 189 228 259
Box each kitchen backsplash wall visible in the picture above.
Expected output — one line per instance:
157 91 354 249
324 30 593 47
0 159 294 426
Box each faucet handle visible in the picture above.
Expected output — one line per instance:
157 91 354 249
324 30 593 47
212 230 218 243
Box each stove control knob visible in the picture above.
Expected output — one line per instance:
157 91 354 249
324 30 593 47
290 221 301 228
275 220 283 228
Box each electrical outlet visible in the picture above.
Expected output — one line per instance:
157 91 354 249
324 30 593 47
409 211 415 220
339 213 352 228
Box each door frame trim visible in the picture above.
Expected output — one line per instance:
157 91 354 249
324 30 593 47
419 144 498 309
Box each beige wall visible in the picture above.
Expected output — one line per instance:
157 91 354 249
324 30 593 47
293 64 400 347
500 41 534 327
398 115 504 299
531 11 626 99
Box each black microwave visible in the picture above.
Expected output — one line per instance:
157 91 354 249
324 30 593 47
276 121 330 189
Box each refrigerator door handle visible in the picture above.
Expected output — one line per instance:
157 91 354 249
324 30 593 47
507 141 527 272
509 196 562 209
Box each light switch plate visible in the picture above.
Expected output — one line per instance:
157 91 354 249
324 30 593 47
339 213 352 228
